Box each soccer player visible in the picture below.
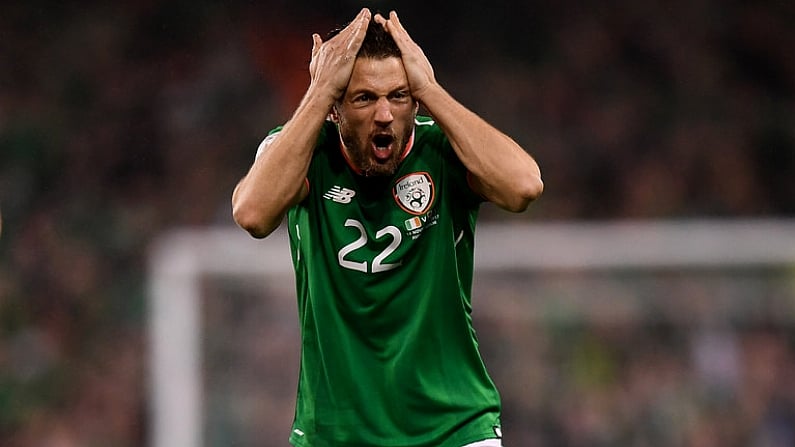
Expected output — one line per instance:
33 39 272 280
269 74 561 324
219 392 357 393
232 9 543 447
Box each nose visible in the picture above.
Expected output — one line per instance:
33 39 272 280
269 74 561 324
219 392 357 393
374 97 393 125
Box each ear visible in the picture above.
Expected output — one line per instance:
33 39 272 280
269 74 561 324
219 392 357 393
329 105 340 124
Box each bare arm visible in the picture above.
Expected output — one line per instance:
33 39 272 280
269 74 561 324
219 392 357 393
232 8 372 238
376 12 543 212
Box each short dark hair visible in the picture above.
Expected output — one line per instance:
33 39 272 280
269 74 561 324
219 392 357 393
327 18 401 59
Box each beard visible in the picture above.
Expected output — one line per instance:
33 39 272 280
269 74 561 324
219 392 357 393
340 126 412 177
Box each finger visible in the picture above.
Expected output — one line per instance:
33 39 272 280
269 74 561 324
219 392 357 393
311 33 322 56
340 8 370 60
374 13 387 27
341 8 370 37
392 11 412 38
345 8 371 53
356 7 370 19
384 11 410 43
389 11 402 30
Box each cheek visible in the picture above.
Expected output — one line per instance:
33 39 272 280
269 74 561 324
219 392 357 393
398 102 418 121
338 117 368 148
338 110 366 130
396 109 416 131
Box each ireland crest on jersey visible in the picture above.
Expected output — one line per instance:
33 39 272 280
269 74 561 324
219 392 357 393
393 172 434 215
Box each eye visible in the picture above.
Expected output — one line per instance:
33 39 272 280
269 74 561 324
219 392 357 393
353 93 373 104
390 90 411 102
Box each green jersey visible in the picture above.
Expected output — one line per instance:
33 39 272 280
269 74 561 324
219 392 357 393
281 116 501 447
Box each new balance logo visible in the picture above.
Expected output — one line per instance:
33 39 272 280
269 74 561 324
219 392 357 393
323 186 356 203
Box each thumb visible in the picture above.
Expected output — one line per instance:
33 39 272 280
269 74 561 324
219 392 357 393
311 33 322 57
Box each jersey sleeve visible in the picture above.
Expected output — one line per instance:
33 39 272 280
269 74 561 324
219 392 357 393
254 120 335 160
254 126 284 160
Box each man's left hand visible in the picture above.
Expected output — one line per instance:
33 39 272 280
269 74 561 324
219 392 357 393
375 11 437 101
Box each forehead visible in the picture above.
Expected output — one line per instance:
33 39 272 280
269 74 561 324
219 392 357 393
347 57 408 94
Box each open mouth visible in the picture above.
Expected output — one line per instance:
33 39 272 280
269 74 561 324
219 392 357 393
371 134 395 160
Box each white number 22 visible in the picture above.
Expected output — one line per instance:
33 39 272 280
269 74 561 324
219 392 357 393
338 219 402 273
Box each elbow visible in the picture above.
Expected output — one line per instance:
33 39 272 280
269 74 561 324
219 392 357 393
505 174 544 213
526 174 545 202
232 202 277 239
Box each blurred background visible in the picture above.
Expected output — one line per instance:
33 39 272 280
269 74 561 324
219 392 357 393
1 0 794 446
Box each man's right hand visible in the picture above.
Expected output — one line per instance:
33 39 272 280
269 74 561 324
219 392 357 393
308 8 371 102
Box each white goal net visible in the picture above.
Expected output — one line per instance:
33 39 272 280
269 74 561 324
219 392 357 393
148 219 795 447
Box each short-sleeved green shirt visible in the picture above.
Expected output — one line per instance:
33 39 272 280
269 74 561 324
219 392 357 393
279 116 501 447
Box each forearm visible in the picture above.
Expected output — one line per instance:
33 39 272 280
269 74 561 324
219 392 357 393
232 87 335 237
416 83 543 211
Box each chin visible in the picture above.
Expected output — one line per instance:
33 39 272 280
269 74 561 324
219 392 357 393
363 161 399 177
363 166 396 177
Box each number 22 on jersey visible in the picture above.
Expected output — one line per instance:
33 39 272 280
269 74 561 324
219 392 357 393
337 219 402 273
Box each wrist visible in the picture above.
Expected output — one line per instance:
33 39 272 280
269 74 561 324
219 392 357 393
303 82 340 114
412 82 445 109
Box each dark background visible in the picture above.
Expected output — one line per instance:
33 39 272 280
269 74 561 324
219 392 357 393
1 0 793 445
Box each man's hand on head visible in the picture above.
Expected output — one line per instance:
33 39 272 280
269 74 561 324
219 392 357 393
309 8 372 102
375 11 437 101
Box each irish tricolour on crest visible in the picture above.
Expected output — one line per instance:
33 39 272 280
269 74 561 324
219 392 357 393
394 172 435 215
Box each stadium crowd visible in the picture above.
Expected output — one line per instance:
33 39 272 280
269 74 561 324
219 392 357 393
0 1 793 446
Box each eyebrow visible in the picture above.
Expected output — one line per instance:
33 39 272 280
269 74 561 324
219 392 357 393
347 86 411 98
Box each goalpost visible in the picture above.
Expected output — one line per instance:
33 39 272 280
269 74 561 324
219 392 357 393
147 219 795 447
